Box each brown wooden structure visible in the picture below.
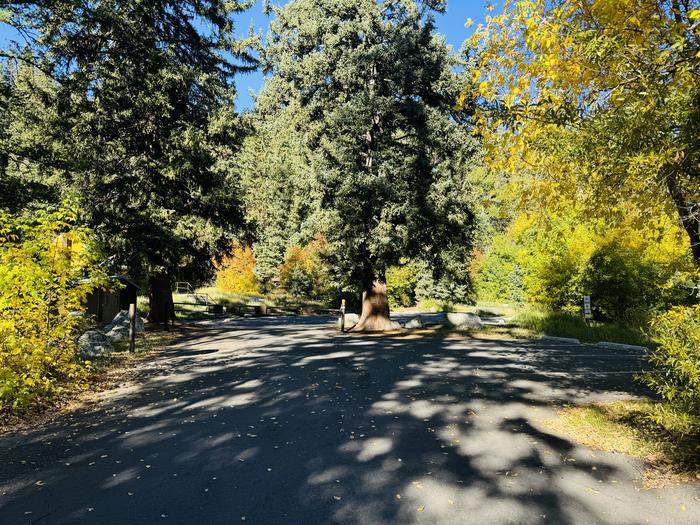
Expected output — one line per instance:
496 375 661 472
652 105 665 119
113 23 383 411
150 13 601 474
85 276 141 325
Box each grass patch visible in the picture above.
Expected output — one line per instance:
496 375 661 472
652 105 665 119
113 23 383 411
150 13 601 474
93 329 176 364
542 401 700 487
195 287 269 306
402 302 648 346
512 310 650 347
463 302 521 318
408 300 521 318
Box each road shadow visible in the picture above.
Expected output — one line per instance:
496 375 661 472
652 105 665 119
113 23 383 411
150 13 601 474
0 318 690 525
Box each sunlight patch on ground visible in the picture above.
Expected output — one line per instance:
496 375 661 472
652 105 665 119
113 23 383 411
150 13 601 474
101 466 141 489
307 466 350 485
356 437 394 462
235 379 264 390
297 351 356 364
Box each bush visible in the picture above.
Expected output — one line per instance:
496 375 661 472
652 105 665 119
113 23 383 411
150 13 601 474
517 217 594 310
283 265 314 299
641 306 700 436
415 259 474 306
386 261 419 308
513 309 649 346
486 209 696 322
582 240 661 322
0 207 105 412
216 242 262 296
472 237 524 303
278 235 332 301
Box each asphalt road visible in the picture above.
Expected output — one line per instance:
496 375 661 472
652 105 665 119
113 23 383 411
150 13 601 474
1 316 698 524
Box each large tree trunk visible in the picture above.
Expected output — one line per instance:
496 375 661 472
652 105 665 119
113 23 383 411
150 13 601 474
351 280 397 332
148 273 175 328
666 172 700 265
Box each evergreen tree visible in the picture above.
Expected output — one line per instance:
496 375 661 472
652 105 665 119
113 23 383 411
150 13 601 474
236 103 321 290
1 1 256 324
261 0 478 329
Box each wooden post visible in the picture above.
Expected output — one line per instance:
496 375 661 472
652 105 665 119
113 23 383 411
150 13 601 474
129 303 137 353
339 299 346 333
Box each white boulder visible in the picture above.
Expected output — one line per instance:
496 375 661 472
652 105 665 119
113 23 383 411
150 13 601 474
404 316 425 329
446 312 483 330
105 325 129 341
338 313 360 330
78 331 115 357
105 310 145 334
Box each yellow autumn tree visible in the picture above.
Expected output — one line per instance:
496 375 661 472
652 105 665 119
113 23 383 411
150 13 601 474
215 242 262 296
278 235 331 300
1 206 107 412
466 0 700 264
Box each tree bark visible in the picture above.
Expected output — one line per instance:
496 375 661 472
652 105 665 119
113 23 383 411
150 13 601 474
148 273 175 328
666 172 700 265
351 280 397 332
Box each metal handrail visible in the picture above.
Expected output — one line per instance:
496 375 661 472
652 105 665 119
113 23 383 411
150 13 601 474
174 282 194 295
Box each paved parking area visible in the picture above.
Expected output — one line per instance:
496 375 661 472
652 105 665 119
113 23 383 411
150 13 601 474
1 316 698 524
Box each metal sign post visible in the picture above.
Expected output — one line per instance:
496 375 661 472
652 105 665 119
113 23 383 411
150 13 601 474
583 296 593 324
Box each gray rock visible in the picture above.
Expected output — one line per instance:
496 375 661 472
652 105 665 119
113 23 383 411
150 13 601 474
78 331 115 357
596 341 648 352
337 313 360 330
404 316 425 329
105 325 129 341
446 312 483 330
105 310 145 333
541 336 581 344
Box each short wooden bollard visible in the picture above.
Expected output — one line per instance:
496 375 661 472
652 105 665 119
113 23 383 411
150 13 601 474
339 299 346 333
128 303 137 353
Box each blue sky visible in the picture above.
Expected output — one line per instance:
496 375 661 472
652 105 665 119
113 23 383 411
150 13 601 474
233 0 496 110
0 1 497 111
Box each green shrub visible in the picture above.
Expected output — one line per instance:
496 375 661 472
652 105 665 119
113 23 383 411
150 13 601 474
386 262 419 308
473 237 523 303
283 266 314 299
582 240 662 322
513 309 648 346
497 210 694 322
641 306 700 436
415 264 473 306
0 206 106 413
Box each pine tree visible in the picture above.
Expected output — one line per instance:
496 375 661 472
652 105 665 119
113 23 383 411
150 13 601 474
1 1 256 324
261 0 478 330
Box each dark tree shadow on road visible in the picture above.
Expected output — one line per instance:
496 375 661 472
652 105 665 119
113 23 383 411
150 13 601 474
0 317 686 525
